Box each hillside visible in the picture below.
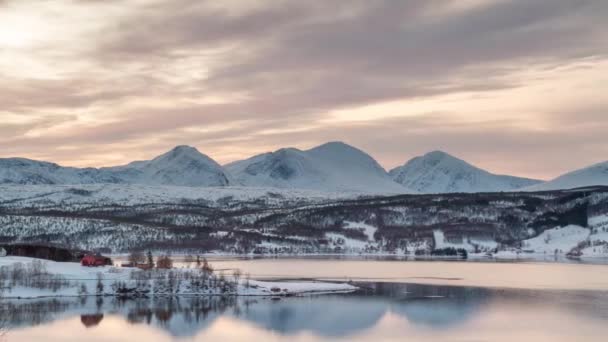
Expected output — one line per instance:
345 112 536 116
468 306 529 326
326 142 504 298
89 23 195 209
390 151 541 193
0 184 606 258
526 160 608 191
0 146 233 187
226 142 412 194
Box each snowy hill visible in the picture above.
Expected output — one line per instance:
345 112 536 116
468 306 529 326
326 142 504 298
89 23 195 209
525 160 608 191
389 151 541 194
1 184 607 256
0 158 122 185
106 145 232 187
226 142 412 194
0 146 233 187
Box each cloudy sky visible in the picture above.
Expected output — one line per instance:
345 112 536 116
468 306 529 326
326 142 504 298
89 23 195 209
1 0 607 179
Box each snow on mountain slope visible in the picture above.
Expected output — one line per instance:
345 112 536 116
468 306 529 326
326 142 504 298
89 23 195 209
0 184 353 207
0 158 122 185
525 160 608 191
225 142 413 194
521 225 590 254
389 151 541 194
106 145 233 187
0 146 233 187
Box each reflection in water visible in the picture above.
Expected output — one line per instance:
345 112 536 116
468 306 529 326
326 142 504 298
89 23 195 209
80 314 104 328
2 282 608 341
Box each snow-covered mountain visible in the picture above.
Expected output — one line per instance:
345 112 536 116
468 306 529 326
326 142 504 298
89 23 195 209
389 151 541 193
226 142 412 194
106 145 232 187
0 146 232 187
0 158 122 185
525 160 608 191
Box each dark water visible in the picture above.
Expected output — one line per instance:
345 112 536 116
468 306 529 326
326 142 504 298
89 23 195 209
2 282 608 342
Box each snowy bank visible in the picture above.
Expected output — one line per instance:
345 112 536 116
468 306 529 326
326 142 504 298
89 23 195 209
0 256 356 299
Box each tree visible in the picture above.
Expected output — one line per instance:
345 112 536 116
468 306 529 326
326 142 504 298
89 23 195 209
184 254 194 268
128 251 145 265
201 258 213 274
78 283 88 296
147 251 154 268
233 268 242 285
96 272 104 296
157 254 173 269
244 273 251 289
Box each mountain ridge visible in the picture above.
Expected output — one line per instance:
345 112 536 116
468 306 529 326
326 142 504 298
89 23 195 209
226 141 412 194
389 150 542 193
0 145 232 187
524 160 608 191
3 143 607 193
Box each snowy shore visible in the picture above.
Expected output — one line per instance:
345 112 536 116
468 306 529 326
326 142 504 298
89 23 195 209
0 256 357 299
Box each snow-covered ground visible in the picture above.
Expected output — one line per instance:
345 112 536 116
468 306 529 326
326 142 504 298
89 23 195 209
0 256 357 299
0 184 356 208
433 230 498 252
344 221 377 241
521 225 590 254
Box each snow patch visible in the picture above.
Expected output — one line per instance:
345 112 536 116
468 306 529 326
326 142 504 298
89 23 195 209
522 225 590 254
343 221 377 241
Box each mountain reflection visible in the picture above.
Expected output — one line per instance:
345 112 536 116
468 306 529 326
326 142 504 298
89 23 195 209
1 282 494 338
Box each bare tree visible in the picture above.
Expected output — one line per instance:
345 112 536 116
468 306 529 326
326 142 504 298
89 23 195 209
96 273 104 296
184 254 194 268
157 254 173 269
0 283 6 339
128 251 146 265
245 273 251 289
201 258 213 274
233 268 242 285
146 251 154 268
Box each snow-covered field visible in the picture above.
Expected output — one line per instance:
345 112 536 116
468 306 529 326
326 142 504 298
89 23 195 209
0 184 357 209
0 256 357 299
521 225 590 254
344 221 377 241
433 230 498 252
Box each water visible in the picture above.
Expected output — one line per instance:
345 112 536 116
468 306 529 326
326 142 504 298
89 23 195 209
189 257 608 290
2 260 608 341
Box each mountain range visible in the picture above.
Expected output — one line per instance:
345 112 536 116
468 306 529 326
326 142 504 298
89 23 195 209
0 145 232 187
225 142 408 193
1 142 606 193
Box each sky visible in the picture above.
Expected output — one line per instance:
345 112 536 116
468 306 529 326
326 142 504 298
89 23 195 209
0 0 607 180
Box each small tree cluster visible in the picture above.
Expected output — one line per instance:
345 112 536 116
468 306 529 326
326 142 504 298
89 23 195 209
0 260 70 292
156 254 173 269
128 251 146 265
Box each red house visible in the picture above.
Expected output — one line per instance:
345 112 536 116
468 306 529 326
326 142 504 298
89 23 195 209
81 253 112 267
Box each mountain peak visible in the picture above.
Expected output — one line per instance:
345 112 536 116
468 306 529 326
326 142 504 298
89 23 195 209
167 145 201 156
418 150 459 166
390 151 541 193
112 145 232 187
151 145 211 164
424 150 452 159
309 141 356 153
226 142 411 194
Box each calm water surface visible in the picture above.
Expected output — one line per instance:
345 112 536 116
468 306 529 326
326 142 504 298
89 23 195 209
201 257 608 290
2 259 608 341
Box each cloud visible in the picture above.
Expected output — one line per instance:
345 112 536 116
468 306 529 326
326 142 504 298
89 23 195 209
0 0 606 178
